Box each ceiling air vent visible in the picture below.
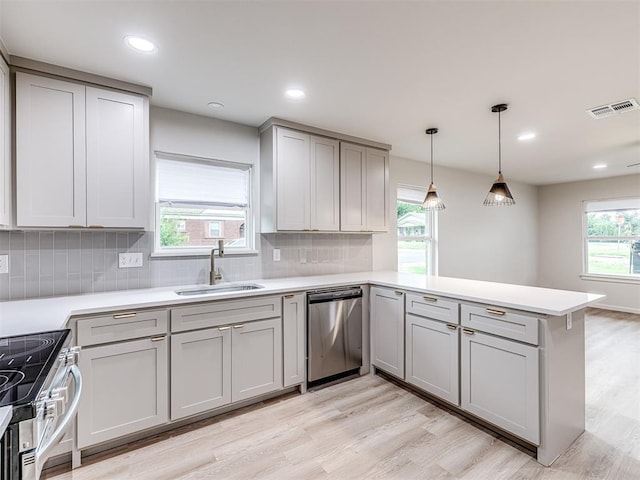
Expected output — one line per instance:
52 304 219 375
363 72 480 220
587 98 639 119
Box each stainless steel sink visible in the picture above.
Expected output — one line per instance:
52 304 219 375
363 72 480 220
175 283 264 296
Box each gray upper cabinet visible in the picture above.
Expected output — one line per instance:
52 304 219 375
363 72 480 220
261 126 340 232
340 143 389 232
15 72 149 229
370 286 405 379
260 119 391 233
0 55 11 229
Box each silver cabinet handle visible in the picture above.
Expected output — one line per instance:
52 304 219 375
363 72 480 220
218 326 231 331
485 308 506 316
233 324 244 329
446 324 457 330
283 294 295 299
150 336 166 342
113 312 136 319
423 296 438 302
395 290 404 296
462 328 475 335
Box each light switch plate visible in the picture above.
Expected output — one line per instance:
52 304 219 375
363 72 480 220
273 249 281 262
119 252 143 268
0 254 8 274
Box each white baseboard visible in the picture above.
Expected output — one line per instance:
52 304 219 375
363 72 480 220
591 303 640 315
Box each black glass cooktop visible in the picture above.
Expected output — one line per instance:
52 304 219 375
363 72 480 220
0 330 70 409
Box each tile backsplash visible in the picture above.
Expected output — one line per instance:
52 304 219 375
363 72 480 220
0 231 372 301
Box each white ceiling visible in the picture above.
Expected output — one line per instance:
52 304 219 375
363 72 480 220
1 1 639 186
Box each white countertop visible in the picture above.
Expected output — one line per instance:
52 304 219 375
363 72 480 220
0 271 604 337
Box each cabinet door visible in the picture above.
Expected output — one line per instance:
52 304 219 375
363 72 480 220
340 142 367 232
283 294 306 387
406 314 459 405
365 148 389 232
460 329 540 445
0 56 9 227
276 128 310 230
86 87 147 228
16 72 86 227
77 337 169 448
370 287 405 379
232 317 283 402
310 136 340 231
171 327 231 420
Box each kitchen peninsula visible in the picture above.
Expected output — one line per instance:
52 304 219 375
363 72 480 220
0 272 604 468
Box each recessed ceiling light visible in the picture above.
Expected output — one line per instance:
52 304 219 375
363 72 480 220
207 102 224 109
285 88 306 99
593 164 607 169
124 36 157 54
517 132 536 141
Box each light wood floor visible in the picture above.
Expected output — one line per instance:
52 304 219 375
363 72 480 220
44 308 640 479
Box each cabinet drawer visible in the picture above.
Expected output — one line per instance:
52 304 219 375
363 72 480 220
77 309 168 346
171 296 282 333
406 293 459 324
461 304 539 345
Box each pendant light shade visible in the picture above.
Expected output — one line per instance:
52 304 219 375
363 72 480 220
422 128 445 210
484 104 515 206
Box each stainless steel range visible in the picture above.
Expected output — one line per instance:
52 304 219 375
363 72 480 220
0 330 82 480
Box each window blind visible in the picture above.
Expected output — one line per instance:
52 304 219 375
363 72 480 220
584 198 640 213
397 185 426 204
157 156 250 207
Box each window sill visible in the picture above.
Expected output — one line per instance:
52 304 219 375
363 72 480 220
150 249 259 259
580 274 640 285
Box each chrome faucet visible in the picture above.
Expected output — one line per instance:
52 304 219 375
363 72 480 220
210 239 225 285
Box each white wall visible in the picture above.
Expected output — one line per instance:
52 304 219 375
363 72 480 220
538 174 640 313
374 156 539 286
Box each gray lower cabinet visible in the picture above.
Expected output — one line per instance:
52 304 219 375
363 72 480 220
170 327 232 421
282 294 305 388
370 286 405 379
77 336 169 449
460 328 540 445
405 313 459 406
231 317 283 402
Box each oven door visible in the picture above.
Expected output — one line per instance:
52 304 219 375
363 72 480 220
21 362 82 480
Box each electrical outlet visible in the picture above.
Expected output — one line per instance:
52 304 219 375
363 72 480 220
273 249 281 262
118 252 143 268
0 254 8 274
566 312 573 330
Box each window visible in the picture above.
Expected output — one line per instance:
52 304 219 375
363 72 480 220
155 152 253 255
397 186 437 275
583 198 640 280
207 221 222 238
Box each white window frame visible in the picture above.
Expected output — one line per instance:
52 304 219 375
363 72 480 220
397 185 438 275
581 197 640 284
153 151 256 257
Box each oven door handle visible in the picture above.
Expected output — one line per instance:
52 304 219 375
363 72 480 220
36 364 83 464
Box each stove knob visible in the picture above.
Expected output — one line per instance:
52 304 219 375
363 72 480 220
64 346 81 366
52 386 69 403
50 393 67 416
44 400 57 419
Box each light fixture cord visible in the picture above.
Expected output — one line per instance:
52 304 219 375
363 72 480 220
498 110 502 174
430 133 434 183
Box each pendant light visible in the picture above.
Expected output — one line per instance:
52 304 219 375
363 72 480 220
422 128 446 210
484 104 515 206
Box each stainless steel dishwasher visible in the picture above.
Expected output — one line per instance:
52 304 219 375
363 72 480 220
307 286 363 385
